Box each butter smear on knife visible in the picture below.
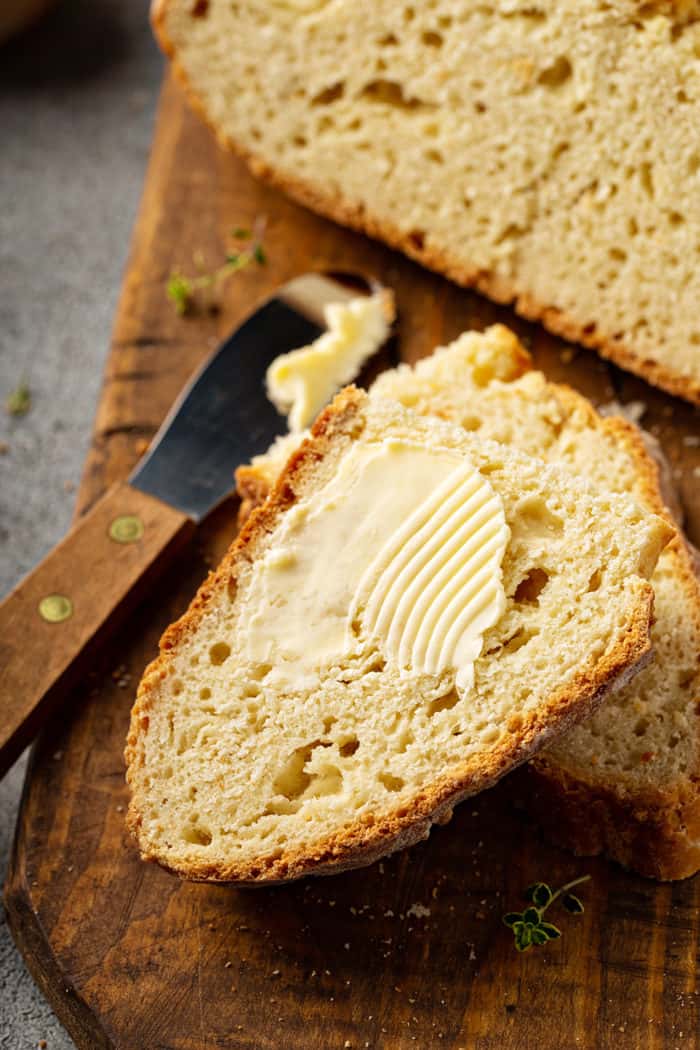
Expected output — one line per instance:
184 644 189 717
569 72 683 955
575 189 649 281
266 290 395 432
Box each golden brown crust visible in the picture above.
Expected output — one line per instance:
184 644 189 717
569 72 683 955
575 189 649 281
150 1 699 405
126 386 664 884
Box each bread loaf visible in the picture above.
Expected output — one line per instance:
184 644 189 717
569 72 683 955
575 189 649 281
153 0 700 402
126 387 669 883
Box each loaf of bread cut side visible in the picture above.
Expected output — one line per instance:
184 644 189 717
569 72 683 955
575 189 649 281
126 388 669 884
152 0 700 403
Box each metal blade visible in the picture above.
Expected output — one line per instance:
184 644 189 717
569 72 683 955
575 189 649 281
129 273 379 521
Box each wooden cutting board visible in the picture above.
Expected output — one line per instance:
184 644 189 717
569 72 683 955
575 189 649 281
5 72 700 1050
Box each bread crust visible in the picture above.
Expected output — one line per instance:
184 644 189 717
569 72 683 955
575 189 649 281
151 0 699 405
126 387 664 884
511 759 700 881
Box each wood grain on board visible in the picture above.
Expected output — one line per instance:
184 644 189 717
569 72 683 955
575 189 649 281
5 72 700 1050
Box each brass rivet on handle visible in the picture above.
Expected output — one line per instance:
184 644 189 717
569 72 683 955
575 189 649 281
109 514 144 544
38 594 73 623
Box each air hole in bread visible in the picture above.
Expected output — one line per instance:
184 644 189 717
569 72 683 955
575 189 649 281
311 81 345 106
200 687 211 700
273 745 315 799
538 55 572 88
587 568 603 592
634 719 649 737
514 567 550 605
379 772 404 792
422 30 443 47
360 80 433 113
512 495 564 538
323 715 338 733
310 764 343 796
209 642 231 666
172 680 183 696
249 663 272 681
427 688 460 716
458 416 483 431
273 740 336 801
182 824 212 847
339 736 360 757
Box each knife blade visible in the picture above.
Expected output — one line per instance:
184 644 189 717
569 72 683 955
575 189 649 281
0 272 385 778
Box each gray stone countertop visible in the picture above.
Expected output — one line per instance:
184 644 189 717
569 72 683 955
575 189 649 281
1 3 162 1045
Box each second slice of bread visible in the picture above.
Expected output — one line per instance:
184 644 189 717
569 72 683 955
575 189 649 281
127 388 669 884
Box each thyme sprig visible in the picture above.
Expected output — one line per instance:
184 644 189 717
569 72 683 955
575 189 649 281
5 380 31 416
167 220 267 315
503 874 590 951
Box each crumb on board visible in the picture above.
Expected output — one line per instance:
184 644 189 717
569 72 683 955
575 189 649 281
406 903 431 919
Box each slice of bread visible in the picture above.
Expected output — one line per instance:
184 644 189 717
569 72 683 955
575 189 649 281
238 326 700 878
376 328 700 879
152 0 700 403
126 388 669 884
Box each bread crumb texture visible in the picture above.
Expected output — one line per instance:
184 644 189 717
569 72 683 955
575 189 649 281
155 0 700 401
126 387 668 883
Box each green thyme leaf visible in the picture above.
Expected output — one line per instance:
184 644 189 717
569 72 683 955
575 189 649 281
522 907 540 926
530 883 552 908
563 894 584 914
232 227 251 239
530 927 548 946
515 927 532 952
6 380 31 416
253 243 267 265
539 922 561 940
502 913 523 928
167 274 192 315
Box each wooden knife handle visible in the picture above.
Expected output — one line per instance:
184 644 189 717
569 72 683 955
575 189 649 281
0 481 195 778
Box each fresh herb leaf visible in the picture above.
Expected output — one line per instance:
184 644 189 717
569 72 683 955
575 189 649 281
563 894 584 914
6 380 31 416
530 883 553 908
515 926 532 952
167 218 267 315
502 875 590 953
167 274 192 315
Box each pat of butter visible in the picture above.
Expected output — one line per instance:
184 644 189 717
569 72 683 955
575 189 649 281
244 439 508 692
266 292 394 432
